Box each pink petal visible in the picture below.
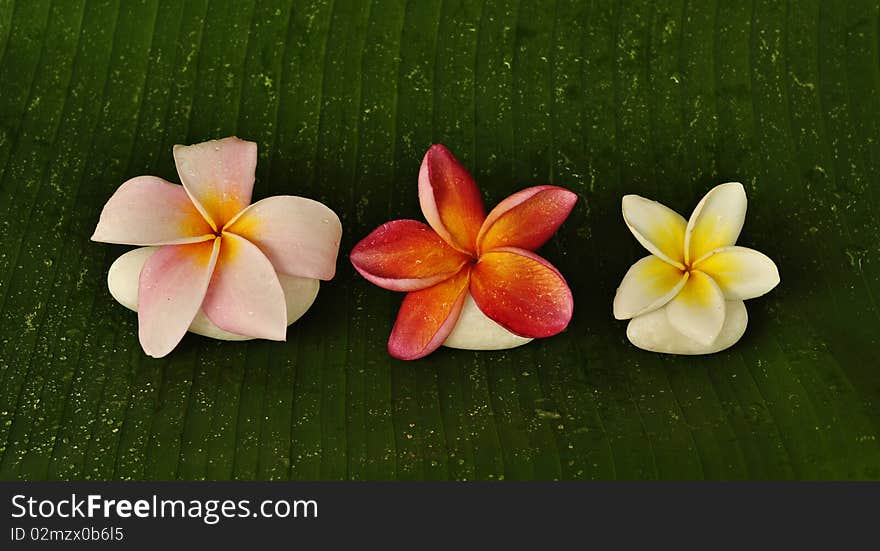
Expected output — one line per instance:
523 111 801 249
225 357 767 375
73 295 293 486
91 176 215 246
418 144 486 254
137 239 221 358
173 137 257 229
202 233 287 341
224 195 342 280
476 185 578 253
349 219 471 291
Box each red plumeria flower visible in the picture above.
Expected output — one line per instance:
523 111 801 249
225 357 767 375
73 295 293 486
350 144 577 360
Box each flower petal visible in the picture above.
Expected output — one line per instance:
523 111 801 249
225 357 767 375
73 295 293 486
418 144 486 254
388 267 470 360
685 182 746 264
665 270 726 346
137 238 221 358
201 233 287 341
190 274 319 341
470 247 573 338
225 195 342 280
622 194 687 268
350 219 470 292
173 137 257 229
91 176 215 245
476 185 578 253
613 255 689 320
108 247 320 341
693 245 780 300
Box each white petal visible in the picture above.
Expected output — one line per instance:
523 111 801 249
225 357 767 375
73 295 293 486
685 182 747 264
442 292 533 351
621 194 687 268
694 246 780 300
107 247 318 341
665 270 726 345
613 256 688 320
626 300 748 355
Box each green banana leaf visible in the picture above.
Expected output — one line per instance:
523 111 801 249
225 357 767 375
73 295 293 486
1 0 879 480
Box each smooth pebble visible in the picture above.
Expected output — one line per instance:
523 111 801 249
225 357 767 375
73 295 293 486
626 300 748 355
443 293 532 351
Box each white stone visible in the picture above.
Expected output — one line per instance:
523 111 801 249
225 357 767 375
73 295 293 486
107 246 319 341
442 293 532 351
626 300 748 355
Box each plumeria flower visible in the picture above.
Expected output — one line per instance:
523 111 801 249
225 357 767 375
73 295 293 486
350 144 577 360
613 182 779 354
91 137 342 358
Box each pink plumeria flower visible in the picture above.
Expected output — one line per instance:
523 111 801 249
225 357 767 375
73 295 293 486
91 137 342 358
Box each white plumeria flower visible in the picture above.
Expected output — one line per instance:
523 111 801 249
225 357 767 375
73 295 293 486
613 182 780 355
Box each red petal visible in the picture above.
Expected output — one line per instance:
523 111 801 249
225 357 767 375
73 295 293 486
477 185 578 253
418 144 486 254
470 247 573 338
350 219 470 291
387 268 470 360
